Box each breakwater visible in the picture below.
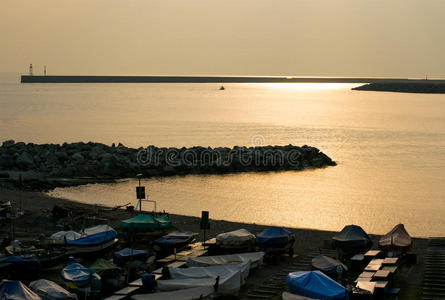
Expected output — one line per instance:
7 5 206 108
352 82 445 93
0 141 335 186
20 75 445 84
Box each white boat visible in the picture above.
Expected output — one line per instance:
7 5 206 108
131 286 214 300
30 279 78 300
52 225 118 255
216 229 256 249
186 251 265 269
158 262 249 295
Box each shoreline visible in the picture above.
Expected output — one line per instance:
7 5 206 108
0 187 431 241
0 187 430 299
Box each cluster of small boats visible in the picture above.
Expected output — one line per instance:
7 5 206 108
284 223 413 299
0 207 414 300
215 226 295 255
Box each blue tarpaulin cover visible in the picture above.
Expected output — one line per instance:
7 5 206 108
286 271 346 300
0 280 42 300
61 263 101 290
0 256 41 275
155 231 194 246
256 227 294 247
67 225 117 247
113 248 149 266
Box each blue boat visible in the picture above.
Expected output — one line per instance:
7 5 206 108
113 248 149 266
65 225 118 255
256 227 295 255
61 263 101 292
0 280 41 300
0 256 41 280
154 231 194 254
286 271 346 300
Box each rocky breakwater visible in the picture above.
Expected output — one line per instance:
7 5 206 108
0 140 336 189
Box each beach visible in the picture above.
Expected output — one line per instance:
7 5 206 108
0 187 428 299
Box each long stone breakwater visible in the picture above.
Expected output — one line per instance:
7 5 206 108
0 140 336 188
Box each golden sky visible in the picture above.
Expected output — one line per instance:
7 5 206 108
1 0 444 77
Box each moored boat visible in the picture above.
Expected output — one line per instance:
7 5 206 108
63 225 118 255
378 223 412 252
256 226 295 255
153 231 194 254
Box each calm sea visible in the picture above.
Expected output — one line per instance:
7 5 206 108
1 73 445 237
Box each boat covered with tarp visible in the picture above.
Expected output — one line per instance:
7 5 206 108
216 229 255 250
154 231 194 253
256 227 295 254
286 271 346 300
0 280 41 300
311 255 348 277
29 279 78 300
61 263 101 292
113 248 149 266
131 286 214 300
0 256 41 279
65 225 117 254
186 252 265 269
378 224 412 252
50 231 82 242
120 214 172 233
158 261 250 295
89 258 120 278
332 225 372 255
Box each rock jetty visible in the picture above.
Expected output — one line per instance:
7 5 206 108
0 140 336 188
352 82 445 93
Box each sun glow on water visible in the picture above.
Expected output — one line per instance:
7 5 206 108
251 83 360 91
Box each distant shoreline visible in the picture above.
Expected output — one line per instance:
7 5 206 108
353 82 445 94
20 75 445 84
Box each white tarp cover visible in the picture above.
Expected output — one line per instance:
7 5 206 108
186 252 265 269
29 279 78 300
82 225 114 236
282 292 319 300
157 265 242 295
216 229 256 248
131 286 214 300
169 261 251 285
50 231 81 242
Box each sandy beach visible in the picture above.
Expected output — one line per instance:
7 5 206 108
0 187 429 299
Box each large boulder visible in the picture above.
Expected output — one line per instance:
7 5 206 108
16 151 34 169
2 140 15 148
0 154 14 168
72 153 85 163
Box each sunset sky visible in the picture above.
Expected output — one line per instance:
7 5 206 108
1 0 444 77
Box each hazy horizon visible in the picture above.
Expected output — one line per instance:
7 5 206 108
1 0 445 77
